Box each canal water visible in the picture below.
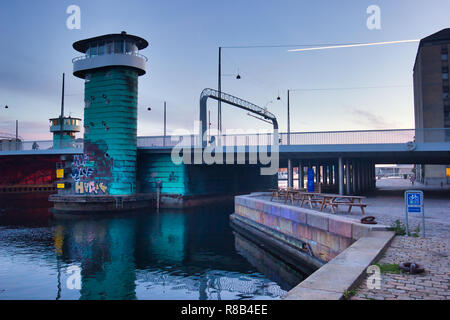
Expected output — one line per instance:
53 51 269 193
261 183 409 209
0 194 309 300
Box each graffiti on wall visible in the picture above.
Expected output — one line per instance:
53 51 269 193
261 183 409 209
75 181 108 194
71 154 95 182
67 140 113 195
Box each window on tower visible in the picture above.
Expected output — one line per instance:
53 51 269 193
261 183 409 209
114 40 124 54
98 41 105 55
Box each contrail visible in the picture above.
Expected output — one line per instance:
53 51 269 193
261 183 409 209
288 39 420 52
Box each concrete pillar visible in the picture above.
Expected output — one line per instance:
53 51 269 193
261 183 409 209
288 159 293 188
357 160 362 194
338 157 344 195
372 163 377 190
360 161 365 193
345 159 351 195
330 164 336 185
362 161 368 193
329 165 333 185
299 163 304 188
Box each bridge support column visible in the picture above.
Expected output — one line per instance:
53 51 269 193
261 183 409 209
299 163 304 189
338 157 344 195
362 161 368 193
329 165 334 185
345 159 351 195
288 159 293 188
356 160 361 194
372 162 377 190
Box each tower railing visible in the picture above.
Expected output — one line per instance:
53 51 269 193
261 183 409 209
72 52 148 63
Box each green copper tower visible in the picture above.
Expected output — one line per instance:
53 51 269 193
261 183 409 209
72 32 148 195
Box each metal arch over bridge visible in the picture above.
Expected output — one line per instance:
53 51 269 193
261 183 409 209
199 88 279 145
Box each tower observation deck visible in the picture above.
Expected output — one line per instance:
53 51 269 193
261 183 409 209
72 31 148 79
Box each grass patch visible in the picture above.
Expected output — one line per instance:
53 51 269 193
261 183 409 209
387 219 421 237
343 289 358 300
375 263 401 274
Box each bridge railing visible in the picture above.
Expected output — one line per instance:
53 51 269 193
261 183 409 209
0 139 83 152
1 128 449 152
137 128 450 148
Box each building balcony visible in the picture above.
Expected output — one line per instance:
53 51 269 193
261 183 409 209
73 52 147 79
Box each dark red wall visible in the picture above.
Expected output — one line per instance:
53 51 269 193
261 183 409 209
0 155 60 186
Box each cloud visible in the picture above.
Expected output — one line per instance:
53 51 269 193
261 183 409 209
349 107 399 129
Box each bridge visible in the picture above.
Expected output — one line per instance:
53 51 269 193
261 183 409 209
1 128 449 199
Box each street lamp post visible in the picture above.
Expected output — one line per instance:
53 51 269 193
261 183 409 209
218 47 222 135
163 101 166 147
287 89 293 188
218 46 241 137
147 101 167 146
3 105 19 150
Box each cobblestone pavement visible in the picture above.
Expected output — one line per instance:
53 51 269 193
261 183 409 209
272 178 450 300
340 180 449 300
350 236 450 300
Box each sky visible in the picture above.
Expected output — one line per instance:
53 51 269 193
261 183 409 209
0 0 450 140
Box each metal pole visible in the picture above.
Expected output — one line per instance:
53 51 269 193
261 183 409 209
61 73 65 118
15 120 18 151
218 46 222 135
287 90 290 145
339 157 344 195
288 159 293 188
346 159 351 195
163 101 166 147
405 200 409 236
60 73 65 149
208 110 211 143
286 90 294 188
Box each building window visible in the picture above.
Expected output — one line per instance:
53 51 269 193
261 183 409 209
444 73 449 80
444 92 449 100
442 53 449 61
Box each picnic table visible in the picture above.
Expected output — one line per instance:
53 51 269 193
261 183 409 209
318 193 367 214
270 188 306 204
269 189 367 214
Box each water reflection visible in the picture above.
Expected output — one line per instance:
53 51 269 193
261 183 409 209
233 232 306 292
0 201 310 300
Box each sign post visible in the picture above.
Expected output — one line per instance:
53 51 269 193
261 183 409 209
404 190 425 237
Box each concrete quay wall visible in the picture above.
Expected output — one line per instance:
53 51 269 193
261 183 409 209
234 193 387 263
